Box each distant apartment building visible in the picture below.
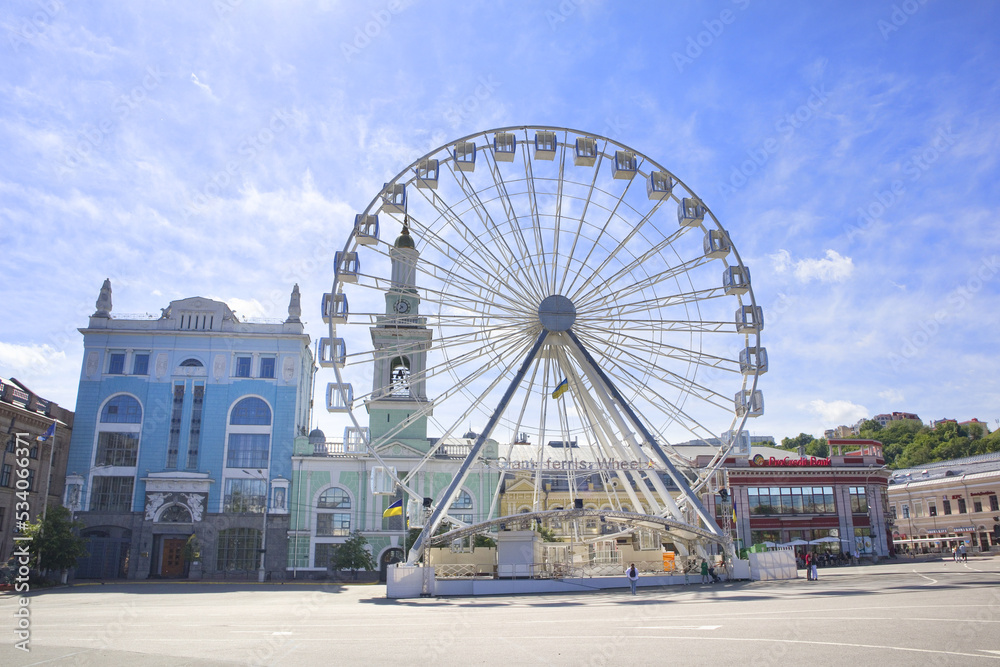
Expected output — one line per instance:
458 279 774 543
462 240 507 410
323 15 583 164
873 412 921 428
0 378 73 562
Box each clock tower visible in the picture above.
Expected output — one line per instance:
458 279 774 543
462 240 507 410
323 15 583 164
368 220 433 452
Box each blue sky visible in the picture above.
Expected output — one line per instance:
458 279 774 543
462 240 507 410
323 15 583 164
1 0 998 442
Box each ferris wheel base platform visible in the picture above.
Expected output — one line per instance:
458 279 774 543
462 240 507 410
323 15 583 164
386 562 753 598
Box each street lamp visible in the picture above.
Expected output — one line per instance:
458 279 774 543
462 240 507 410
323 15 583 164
244 469 268 583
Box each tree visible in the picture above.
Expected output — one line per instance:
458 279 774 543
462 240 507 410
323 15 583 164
329 531 376 579
804 438 829 458
473 533 496 548
21 505 87 575
780 433 814 451
535 524 559 542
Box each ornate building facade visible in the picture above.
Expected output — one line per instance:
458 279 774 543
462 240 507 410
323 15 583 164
63 281 313 579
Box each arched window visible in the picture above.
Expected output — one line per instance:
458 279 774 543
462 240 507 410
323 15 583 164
100 395 142 423
230 397 271 425
223 397 273 509
95 395 142 471
180 358 204 367
390 356 410 397
449 489 474 524
318 487 351 509
451 490 473 509
316 487 351 536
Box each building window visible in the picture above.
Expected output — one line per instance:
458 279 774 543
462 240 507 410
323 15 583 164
974 499 983 513
180 358 203 368
216 528 261 571
0 464 10 487
107 352 125 375
0 507 4 531
848 486 868 513
235 356 252 378
314 543 337 569
25 469 35 491
96 432 139 467
90 476 134 512
132 353 150 375
29 445 38 459
316 488 351 537
101 395 142 423
318 487 351 509
902 504 910 519
230 397 271 426
316 513 351 536
223 478 266 513
957 498 967 514
890 505 897 519
390 356 411 397
166 384 185 469
943 499 952 515
449 489 474 524
929 503 937 517
186 384 204 470
226 434 270 468
748 486 835 515
259 357 275 379
991 496 999 512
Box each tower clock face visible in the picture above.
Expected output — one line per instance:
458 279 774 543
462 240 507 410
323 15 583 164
394 299 410 314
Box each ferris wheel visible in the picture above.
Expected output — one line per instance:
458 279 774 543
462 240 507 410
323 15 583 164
322 125 765 561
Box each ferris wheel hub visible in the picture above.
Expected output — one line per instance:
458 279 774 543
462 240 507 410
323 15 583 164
538 294 577 332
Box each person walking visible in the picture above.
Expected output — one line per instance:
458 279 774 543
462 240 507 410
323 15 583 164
700 559 710 584
804 552 813 580
626 563 639 595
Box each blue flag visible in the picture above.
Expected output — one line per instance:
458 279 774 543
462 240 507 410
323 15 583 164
37 423 55 442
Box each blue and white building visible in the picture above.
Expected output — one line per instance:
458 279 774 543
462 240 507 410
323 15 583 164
63 280 313 579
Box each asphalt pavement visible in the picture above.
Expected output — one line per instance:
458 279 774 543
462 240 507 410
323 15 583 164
2 556 999 665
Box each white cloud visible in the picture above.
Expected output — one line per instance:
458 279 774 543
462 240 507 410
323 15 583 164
770 249 854 283
804 399 868 426
794 250 853 283
190 73 218 101
224 298 271 320
0 342 67 374
878 389 905 404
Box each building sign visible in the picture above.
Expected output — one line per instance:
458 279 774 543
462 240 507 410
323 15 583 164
971 490 995 497
750 454 831 467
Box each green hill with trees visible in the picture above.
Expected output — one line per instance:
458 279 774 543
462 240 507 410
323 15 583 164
778 419 1000 469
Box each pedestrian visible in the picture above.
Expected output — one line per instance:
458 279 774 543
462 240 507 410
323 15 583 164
626 563 638 595
700 559 709 583
708 563 720 583
952 546 958 562
959 543 967 562
810 553 819 582
804 552 812 580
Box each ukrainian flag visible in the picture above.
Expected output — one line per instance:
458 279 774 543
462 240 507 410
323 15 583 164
551 378 569 399
383 498 403 518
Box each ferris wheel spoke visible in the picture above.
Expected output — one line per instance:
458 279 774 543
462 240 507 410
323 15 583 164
560 155 643 299
405 212 532 307
569 223 696 306
576 325 741 373
581 331 736 408
574 252 718 313
556 143 607 296
482 137 549 298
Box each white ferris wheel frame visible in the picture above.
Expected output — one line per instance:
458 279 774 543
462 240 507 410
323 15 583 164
324 125 764 564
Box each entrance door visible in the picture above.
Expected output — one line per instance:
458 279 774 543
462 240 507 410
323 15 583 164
379 548 403 583
161 539 186 578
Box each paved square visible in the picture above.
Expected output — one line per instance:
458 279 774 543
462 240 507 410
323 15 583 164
4 558 1000 665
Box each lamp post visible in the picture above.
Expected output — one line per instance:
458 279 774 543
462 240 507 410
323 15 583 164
244 469 268 582
864 464 887 559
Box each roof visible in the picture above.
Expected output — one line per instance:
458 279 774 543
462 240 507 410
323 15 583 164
890 450 1000 484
